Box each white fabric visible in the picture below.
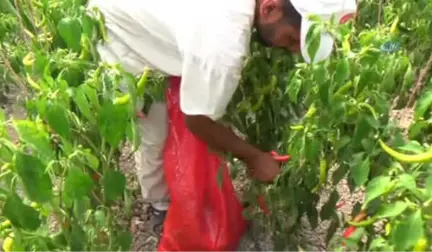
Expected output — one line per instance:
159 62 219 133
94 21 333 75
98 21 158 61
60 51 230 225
88 0 255 120
134 102 170 211
291 0 357 63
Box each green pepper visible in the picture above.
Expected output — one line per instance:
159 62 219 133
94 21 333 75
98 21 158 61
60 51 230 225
290 125 304 131
312 158 327 193
347 216 377 227
305 103 317 118
26 74 41 91
359 103 378 120
0 220 11 231
35 14 46 28
413 238 427 252
113 94 130 105
22 52 35 66
336 80 353 95
379 139 432 163
79 36 91 60
137 67 149 97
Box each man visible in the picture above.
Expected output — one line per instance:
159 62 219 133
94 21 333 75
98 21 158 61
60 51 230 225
88 0 357 233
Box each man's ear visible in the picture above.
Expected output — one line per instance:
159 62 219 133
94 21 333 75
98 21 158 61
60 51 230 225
259 0 282 23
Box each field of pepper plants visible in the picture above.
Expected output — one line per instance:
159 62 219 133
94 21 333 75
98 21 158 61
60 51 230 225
0 0 432 251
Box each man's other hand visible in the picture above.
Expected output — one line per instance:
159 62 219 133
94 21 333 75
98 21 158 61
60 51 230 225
246 152 281 182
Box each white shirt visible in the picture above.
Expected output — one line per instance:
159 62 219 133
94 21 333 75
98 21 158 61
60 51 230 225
88 0 255 121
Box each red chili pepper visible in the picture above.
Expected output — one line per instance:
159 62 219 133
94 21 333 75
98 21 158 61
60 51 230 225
255 150 290 215
270 151 291 162
91 172 101 182
343 226 356 238
341 210 367 245
336 200 346 209
257 195 271 215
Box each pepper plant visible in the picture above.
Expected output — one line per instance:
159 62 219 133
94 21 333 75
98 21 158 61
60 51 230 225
226 0 432 251
0 0 151 250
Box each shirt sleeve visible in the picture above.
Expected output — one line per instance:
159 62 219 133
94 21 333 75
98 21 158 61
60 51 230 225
178 8 252 121
179 54 243 121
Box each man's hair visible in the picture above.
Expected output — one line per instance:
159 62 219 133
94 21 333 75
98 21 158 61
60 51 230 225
281 0 302 28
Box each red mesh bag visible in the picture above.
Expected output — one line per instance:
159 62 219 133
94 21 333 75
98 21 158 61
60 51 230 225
157 76 247 251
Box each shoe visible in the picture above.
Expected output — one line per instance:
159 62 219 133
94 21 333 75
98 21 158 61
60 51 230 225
149 205 167 235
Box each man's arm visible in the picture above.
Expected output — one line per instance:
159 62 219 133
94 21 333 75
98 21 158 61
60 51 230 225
184 114 281 182
184 115 261 162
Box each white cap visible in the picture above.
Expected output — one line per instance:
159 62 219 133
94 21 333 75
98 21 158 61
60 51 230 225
290 0 357 63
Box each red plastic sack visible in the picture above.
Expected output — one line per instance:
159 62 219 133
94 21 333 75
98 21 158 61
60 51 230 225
158 76 247 251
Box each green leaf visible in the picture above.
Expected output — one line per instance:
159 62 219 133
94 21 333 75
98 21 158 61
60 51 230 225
369 237 388 250
364 176 391 206
427 175 432 196
126 119 141 152
73 197 91 221
403 64 415 91
306 204 319 229
3 194 41 230
409 121 428 139
57 17 82 52
305 137 320 160
63 167 94 206
306 23 322 63
14 152 53 203
82 83 100 110
351 157 370 187
216 164 224 189
332 164 349 185
73 86 94 124
123 190 133 217
344 227 365 247
382 68 396 92
14 120 53 160
318 79 330 105
81 149 99 171
325 218 339 246
364 115 379 129
286 78 302 104
335 136 351 151
117 231 132 251
81 14 95 39
334 58 350 86
398 174 416 191
320 190 339 220
352 117 372 148
398 141 425 154
98 102 129 148
70 222 86 251
0 108 5 123
414 89 432 120
45 102 71 140
102 169 126 202
391 210 424 251
375 201 408 219
94 210 106 225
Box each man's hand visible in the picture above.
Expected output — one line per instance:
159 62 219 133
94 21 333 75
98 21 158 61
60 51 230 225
246 152 281 182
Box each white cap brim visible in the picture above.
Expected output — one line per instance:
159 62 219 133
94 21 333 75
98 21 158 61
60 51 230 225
291 0 357 64
300 17 334 64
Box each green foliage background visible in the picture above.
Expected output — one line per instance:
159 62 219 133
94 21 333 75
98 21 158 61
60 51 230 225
0 0 431 251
